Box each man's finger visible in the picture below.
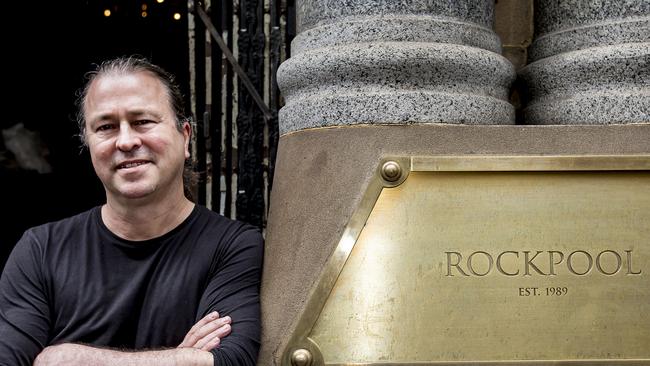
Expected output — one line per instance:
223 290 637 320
201 332 223 352
195 323 232 351
179 314 232 348
192 316 231 343
178 312 220 348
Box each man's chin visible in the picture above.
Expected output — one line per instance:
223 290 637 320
120 192 153 200
111 184 157 201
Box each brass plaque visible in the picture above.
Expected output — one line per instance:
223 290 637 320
283 156 650 366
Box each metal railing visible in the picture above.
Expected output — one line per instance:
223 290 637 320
189 0 295 228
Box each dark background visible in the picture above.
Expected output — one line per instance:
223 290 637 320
1 0 190 269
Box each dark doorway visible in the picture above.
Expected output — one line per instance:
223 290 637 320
1 0 190 270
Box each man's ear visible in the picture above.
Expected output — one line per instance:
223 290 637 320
183 121 191 159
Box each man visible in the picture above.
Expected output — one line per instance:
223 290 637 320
0 56 263 366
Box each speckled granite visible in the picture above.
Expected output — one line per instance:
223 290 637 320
530 0 650 60
291 15 502 55
521 0 650 125
279 43 514 132
277 0 515 134
297 0 494 31
521 44 649 124
530 16 649 61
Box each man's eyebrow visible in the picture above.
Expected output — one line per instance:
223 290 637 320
125 110 164 120
89 110 164 123
89 113 116 124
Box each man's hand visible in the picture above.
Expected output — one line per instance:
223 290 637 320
178 311 232 351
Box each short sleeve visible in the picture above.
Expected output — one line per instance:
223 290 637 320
0 230 51 366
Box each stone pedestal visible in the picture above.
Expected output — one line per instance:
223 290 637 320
521 0 650 124
260 124 650 366
276 0 516 134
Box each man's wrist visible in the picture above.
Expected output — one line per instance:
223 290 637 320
173 347 214 366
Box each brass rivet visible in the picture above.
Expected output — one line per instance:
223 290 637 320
381 161 401 182
291 349 313 366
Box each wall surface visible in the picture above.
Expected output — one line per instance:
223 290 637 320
260 124 650 366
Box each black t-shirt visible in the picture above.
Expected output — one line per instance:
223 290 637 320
0 205 263 366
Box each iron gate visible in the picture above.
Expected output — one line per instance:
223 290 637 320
189 0 295 229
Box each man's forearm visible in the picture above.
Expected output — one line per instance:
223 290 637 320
34 343 213 366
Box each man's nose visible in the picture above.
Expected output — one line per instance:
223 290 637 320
115 123 142 152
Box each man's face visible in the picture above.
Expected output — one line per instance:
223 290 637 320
84 71 190 203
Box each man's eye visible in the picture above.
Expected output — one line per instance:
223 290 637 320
96 124 115 132
134 119 154 126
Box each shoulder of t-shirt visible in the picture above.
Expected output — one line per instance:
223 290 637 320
21 206 99 248
8 206 100 271
193 205 264 247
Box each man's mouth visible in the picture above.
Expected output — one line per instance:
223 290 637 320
116 160 150 169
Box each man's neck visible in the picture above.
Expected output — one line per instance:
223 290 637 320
101 193 195 241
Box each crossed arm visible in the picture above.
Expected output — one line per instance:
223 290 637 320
33 312 232 366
